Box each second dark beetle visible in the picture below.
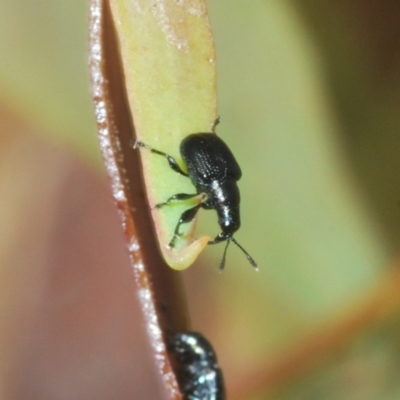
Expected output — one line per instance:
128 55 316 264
135 129 257 270
168 331 226 400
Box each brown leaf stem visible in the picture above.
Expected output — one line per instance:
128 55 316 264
89 1 190 398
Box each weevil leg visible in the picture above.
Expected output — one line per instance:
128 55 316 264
134 140 188 177
155 193 205 209
211 116 220 132
208 232 228 245
169 204 202 248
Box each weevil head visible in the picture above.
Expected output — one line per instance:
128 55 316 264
217 207 240 237
212 180 241 236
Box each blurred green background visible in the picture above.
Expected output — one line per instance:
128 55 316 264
1 0 400 399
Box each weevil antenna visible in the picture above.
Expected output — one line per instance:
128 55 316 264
219 239 231 272
231 237 258 270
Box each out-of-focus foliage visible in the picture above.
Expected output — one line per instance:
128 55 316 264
1 0 400 399
0 1 99 164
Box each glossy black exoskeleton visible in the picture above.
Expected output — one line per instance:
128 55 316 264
135 120 257 270
168 332 226 400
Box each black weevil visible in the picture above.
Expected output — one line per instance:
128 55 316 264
168 331 226 400
135 120 257 270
